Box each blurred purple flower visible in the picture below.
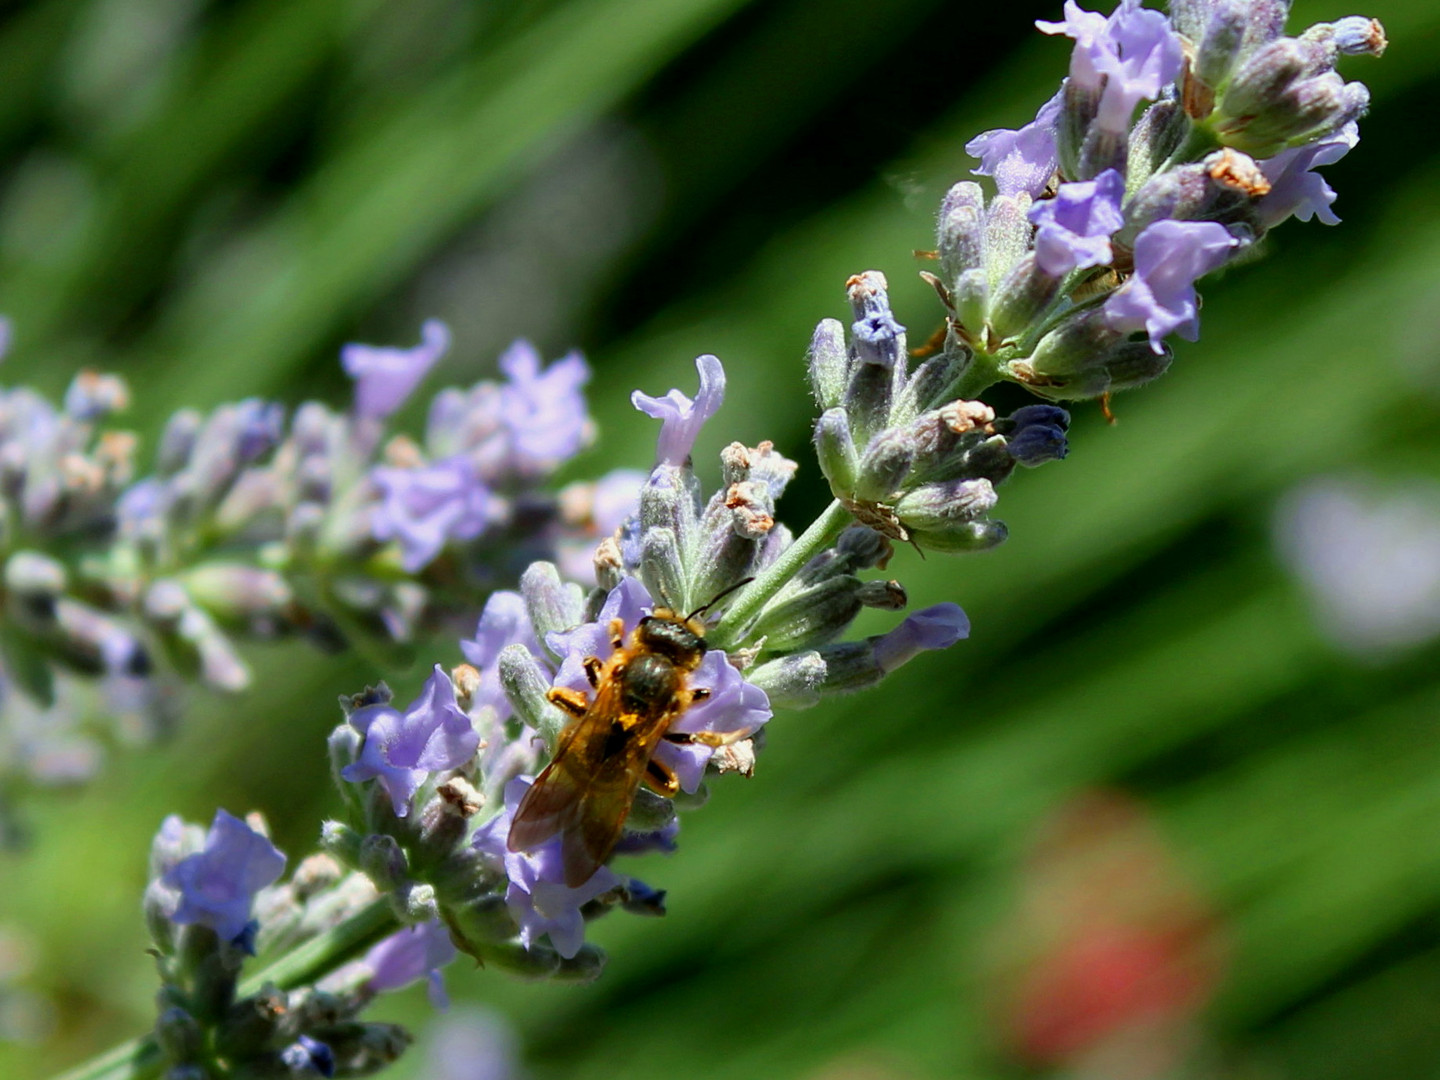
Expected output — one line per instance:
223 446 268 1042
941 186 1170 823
631 354 726 466
364 919 458 1010
1257 123 1358 229
342 665 478 817
872 604 971 674
496 340 592 476
1029 170 1125 276
343 319 451 421
426 1007 521 1080
162 809 286 943
967 92 1062 198
1104 220 1240 350
473 777 621 957
371 456 493 572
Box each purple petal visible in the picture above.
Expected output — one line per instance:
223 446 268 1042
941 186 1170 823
967 92 1062 198
1104 220 1240 350
872 604 971 674
631 354 726 466
1029 169 1125 276
371 456 493 572
496 341 592 475
163 809 285 942
343 320 451 420
364 919 458 1000
1257 123 1358 229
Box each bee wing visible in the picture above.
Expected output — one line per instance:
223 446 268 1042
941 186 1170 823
508 684 674 887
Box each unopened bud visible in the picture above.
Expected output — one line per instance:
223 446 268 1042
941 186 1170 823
806 318 849 410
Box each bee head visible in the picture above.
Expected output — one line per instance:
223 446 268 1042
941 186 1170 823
636 610 708 670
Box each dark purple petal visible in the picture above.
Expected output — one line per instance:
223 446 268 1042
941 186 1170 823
343 320 451 420
631 354 726 466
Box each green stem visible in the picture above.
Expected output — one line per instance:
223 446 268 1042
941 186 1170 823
710 498 852 651
52 900 399 1080
951 354 1000 401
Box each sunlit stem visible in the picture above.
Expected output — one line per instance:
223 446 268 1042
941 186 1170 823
709 498 853 651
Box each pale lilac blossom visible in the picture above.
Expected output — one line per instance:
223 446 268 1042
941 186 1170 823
495 341 592 476
363 919 458 1009
342 665 479 817
1257 123 1358 228
1104 220 1240 350
873 604 971 674
371 457 493 572
631 354 726 466
967 92 1062 198
1029 169 1125 276
342 320 451 421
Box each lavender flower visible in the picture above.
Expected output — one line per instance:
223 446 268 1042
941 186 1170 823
494 341 592 476
461 592 542 720
370 457 494 573
1039 0 1183 136
1256 122 1358 228
967 92 1062 198
473 777 623 958
872 604 971 674
342 666 479 817
343 319 451 421
363 919 459 1009
426 1008 520 1080
280 1035 336 1077
1104 220 1242 350
161 809 286 943
631 354 726 465
1029 169 1125 276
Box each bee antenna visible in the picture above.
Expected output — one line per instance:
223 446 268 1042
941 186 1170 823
686 577 755 622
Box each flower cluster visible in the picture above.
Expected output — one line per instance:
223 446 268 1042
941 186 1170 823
925 0 1382 401
0 324 604 836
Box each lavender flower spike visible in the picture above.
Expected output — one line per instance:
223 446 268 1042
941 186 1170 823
1104 220 1242 351
343 319 451 420
363 919 459 1010
631 354 726 466
162 809 286 943
1029 169 1125 276
342 665 479 816
473 777 623 957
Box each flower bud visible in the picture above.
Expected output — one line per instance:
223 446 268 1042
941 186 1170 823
983 194 1033 290
155 1006 204 1065
806 318 849 410
1192 0 1251 90
854 428 915 502
519 562 584 645
552 943 607 983
813 408 860 493
909 518 1009 554
746 650 826 709
497 643 567 746
640 526 686 613
952 268 989 340
893 478 998 533
987 254 1063 342
842 272 907 441
937 181 987 284
751 575 863 651
358 835 409 894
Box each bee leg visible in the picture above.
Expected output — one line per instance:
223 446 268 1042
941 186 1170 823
583 656 604 688
608 618 625 651
684 729 747 748
546 687 590 717
643 758 680 796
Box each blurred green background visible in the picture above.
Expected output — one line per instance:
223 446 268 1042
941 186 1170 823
2 0 1440 1076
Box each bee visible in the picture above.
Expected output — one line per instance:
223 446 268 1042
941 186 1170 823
507 590 746 887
